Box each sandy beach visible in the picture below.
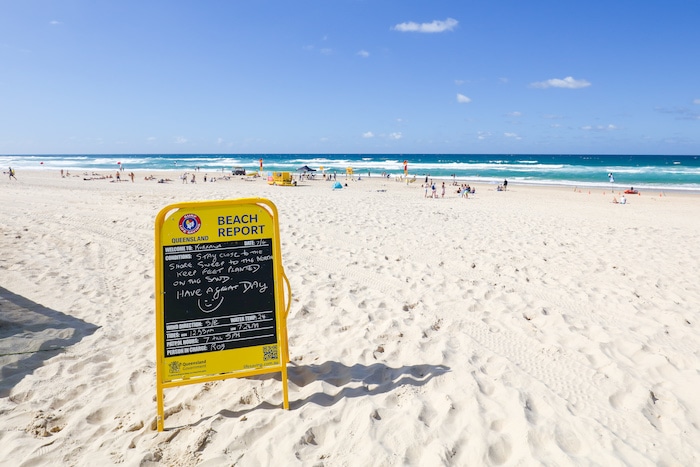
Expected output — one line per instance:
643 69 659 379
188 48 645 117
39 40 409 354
1 169 699 466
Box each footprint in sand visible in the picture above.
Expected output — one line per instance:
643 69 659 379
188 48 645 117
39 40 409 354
554 425 582 455
487 436 512 465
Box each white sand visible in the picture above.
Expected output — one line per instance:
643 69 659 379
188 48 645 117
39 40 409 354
1 170 699 466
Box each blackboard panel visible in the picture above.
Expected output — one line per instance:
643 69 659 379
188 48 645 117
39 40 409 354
162 239 276 357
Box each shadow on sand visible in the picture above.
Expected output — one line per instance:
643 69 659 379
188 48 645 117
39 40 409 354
180 360 451 426
0 286 99 398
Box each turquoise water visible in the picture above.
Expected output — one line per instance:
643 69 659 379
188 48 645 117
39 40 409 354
3 154 700 191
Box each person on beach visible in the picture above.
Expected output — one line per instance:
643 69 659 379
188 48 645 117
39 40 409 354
503 179 508 191
9 167 17 180
441 182 446 198
116 171 120 182
129 172 135 182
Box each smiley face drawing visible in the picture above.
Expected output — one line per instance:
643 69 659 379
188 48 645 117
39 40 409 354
198 295 224 313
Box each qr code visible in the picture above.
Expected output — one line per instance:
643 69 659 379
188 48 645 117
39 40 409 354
263 345 278 361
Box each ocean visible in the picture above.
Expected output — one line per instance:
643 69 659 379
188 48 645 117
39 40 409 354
3 154 700 192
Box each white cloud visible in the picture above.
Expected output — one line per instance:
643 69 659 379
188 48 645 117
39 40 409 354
531 76 591 89
454 79 466 85
581 124 618 131
389 132 402 140
174 136 188 144
694 98 700 105
507 111 522 117
504 132 522 140
50 20 62 25
320 48 333 55
357 50 369 58
456 93 471 104
392 18 458 33
362 131 374 138
477 131 491 140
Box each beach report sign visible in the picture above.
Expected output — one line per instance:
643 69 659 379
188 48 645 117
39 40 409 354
154 198 291 431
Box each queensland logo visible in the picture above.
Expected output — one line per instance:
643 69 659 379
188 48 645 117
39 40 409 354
169 361 182 374
179 214 202 235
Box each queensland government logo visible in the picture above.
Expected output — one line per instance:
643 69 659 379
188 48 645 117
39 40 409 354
169 360 181 374
179 213 202 235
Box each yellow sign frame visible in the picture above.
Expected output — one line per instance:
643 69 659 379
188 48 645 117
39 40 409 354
154 198 291 431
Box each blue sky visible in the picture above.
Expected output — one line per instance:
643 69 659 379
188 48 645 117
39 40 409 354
2 1 699 155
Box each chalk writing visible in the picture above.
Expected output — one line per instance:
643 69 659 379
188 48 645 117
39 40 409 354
162 239 276 357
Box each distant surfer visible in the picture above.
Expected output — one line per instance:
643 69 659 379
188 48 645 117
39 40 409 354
608 172 614 182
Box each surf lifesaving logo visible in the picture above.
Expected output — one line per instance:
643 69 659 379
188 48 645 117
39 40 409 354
178 213 202 235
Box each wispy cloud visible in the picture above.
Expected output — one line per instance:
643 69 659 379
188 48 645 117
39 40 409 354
531 76 591 89
389 132 402 140
362 131 374 138
504 132 522 140
655 106 700 120
506 111 522 117
357 50 369 58
581 124 618 131
49 20 62 25
392 18 458 33
456 93 471 104
174 136 188 144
